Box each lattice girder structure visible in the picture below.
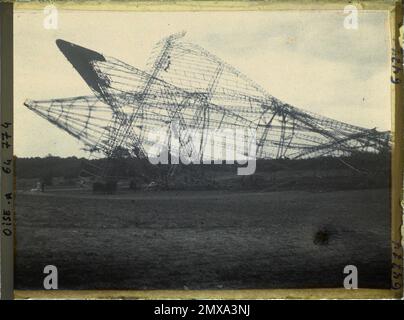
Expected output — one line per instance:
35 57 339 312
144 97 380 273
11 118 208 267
145 33 390 159
24 33 391 179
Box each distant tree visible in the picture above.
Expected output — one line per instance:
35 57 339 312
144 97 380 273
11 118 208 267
42 170 54 186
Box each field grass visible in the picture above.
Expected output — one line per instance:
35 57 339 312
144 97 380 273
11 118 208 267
15 188 391 289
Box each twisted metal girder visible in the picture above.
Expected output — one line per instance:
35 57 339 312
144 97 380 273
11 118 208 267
24 34 391 179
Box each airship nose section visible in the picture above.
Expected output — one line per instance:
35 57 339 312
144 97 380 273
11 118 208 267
55 39 72 54
55 39 108 95
56 39 105 63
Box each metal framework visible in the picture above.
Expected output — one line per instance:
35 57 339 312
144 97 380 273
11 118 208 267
25 33 391 178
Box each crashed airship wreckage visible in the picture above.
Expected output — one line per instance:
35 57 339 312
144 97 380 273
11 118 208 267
25 32 391 186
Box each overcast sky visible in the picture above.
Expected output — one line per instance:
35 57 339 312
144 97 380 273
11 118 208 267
14 9 391 157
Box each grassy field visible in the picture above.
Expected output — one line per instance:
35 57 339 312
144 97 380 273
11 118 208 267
15 188 391 289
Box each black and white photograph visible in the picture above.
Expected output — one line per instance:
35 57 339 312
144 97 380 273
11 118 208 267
11 7 396 292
